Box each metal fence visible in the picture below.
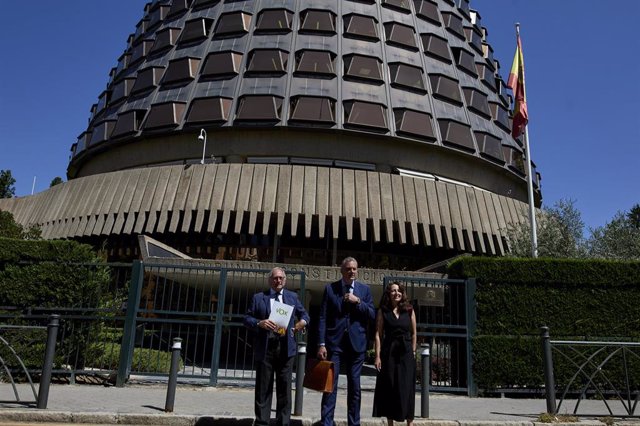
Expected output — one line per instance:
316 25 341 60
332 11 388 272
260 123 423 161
117 261 306 386
541 327 640 418
383 276 476 395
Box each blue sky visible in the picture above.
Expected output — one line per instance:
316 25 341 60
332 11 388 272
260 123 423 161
1 1 638 232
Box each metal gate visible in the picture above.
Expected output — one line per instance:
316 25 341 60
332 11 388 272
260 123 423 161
382 276 476 395
117 261 306 386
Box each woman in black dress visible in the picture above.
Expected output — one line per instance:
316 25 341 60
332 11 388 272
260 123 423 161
372 282 417 426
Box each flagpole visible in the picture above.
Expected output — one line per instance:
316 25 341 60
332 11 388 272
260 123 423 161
515 23 538 258
523 125 538 257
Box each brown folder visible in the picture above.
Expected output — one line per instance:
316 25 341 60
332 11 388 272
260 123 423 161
303 359 335 393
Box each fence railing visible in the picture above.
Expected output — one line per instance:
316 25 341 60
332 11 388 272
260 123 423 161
541 326 640 418
0 315 60 408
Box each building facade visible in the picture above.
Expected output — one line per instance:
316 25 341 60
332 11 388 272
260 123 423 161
0 0 540 269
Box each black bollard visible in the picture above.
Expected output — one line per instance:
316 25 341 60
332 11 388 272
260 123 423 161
165 337 182 413
541 327 556 414
37 314 60 409
294 342 307 416
420 343 430 418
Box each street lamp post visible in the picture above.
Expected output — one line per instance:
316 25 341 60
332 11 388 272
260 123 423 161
198 129 207 164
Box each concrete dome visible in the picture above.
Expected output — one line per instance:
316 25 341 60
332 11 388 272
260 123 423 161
1 0 540 264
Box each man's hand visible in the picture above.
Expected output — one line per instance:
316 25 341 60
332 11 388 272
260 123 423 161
317 345 327 360
258 319 277 331
343 293 360 304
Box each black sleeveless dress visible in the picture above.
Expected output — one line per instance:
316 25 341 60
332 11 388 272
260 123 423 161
372 308 416 421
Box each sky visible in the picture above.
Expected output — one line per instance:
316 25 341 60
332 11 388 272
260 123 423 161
0 0 638 233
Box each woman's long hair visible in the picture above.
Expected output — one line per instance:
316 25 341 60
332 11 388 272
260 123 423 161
379 281 412 313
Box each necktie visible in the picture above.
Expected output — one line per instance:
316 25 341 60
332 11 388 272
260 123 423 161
275 292 282 303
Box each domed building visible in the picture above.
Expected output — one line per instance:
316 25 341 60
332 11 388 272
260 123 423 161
0 0 540 270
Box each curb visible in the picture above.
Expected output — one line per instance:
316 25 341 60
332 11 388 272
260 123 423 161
0 411 616 426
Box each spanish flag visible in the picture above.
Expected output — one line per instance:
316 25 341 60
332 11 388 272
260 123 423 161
507 29 528 139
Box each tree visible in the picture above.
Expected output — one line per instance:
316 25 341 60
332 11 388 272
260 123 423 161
50 176 64 187
0 169 16 198
627 203 640 229
586 206 640 260
505 199 586 258
0 210 41 240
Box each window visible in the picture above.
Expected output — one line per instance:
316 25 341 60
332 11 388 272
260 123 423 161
168 0 190 18
214 12 251 37
235 95 283 122
389 63 426 93
133 19 148 41
289 96 335 124
295 50 336 77
465 27 483 54
192 0 220 10
421 33 451 63
475 132 504 163
414 0 441 25
452 47 477 77
503 146 525 175
438 119 475 152
148 4 169 30
150 27 181 54
246 49 288 75
129 39 154 66
179 18 214 44
344 100 388 131
300 10 336 34
131 66 165 94
384 22 417 50
442 11 465 40
95 90 110 113
382 0 411 13
110 77 136 104
201 51 243 79
344 14 378 41
429 74 462 105
463 87 490 118
489 102 510 133
255 9 293 33
143 102 187 129
114 53 131 76
476 63 496 90
161 57 201 85
112 110 147 138
186 97 232 124
89 120 116 145
394 109 436 141
344 54 383 83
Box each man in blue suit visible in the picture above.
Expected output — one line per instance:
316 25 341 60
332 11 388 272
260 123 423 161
317 257 375 426
244 267 310 426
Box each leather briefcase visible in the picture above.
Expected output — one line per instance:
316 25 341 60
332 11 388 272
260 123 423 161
303 359 335 393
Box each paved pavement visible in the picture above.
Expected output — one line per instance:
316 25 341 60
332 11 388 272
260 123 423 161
0 375 637 425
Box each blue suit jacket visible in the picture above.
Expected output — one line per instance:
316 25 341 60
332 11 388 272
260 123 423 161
244 288 310 362
318 280 375 353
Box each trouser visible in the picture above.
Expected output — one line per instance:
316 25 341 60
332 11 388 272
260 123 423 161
320 344 365 426
254 338 294 426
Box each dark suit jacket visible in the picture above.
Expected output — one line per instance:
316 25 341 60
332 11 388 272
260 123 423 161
318 280 375 353
244 288 310 362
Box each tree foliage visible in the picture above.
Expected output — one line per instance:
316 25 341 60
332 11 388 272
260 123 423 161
0 169 16 198
505 199 586 258
0 210 41 240
506 200 640 261
49 176 63 187
586 206 640 261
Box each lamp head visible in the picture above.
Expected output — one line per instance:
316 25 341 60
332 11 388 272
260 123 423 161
198 129 206 141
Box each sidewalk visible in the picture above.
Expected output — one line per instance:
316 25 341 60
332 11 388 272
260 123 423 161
0 378 635 425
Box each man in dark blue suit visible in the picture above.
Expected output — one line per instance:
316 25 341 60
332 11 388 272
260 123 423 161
244 267 310 426
317 257 375 426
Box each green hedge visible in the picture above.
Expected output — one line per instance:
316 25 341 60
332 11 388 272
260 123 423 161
448 257 640 392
